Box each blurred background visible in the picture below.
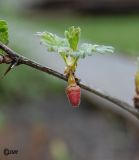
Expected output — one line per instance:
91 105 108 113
0 0 139 160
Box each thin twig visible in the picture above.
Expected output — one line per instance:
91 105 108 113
0 42 139 119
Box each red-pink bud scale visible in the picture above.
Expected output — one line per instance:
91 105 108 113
66 84 81 107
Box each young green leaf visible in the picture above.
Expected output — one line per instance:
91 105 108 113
0 20 8 44
65 26 81 51
0 19 9 54
75 43 114 58
36 31 68 52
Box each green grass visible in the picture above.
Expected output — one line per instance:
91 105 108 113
0 63 64 104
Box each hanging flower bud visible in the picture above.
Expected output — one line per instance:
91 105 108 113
66 72 81 107
66 83 81 107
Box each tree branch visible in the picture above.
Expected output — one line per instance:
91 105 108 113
0 42 139 119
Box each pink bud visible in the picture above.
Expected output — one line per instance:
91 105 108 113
66 84 81 107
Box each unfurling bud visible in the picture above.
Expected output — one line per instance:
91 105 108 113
134 71 139 109
66 84 81 107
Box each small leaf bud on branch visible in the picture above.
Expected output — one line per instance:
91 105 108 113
134 57 139 109
37 26 114 107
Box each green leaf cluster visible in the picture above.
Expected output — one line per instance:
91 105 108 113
37 31 68 52
65 26 80 51
37 26 114 60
